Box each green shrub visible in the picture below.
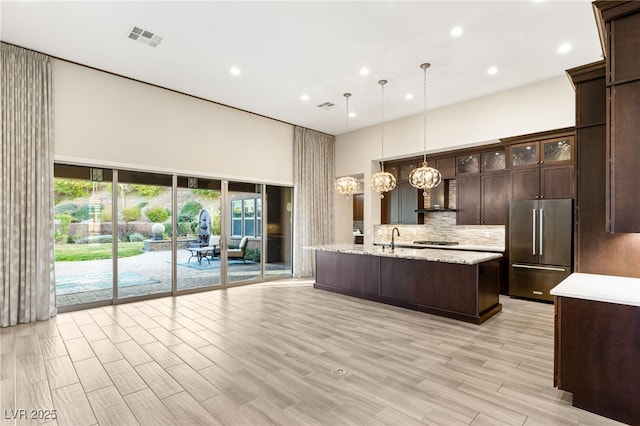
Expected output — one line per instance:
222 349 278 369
76 235 113 244
54 230 67 244
122 206 141 222
180 201 202 220
54 202 77 215
72 204 92 221
54 179 92 202
127 232 146 242
66 234 78 244
55 213 73 235
177 221 195 236
211 210 221 236
190 189 220 200
101 209 112 222
245 248 261 262
163 221 172 237
130 184 163 198
145 206 170 223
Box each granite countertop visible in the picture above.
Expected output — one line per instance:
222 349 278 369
374 242 505 252
550 272 640 307
308 244 502 265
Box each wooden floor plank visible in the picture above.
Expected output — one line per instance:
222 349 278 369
86 386 139 426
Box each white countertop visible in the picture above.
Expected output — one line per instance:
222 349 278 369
550 273 640 307
308 243 502 265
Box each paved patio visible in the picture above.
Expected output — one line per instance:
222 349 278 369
55 249 291 308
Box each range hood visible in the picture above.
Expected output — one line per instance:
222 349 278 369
415 180 456 212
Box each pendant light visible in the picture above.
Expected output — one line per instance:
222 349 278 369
371 79 396 198
409 63 441 195
335 93 360 197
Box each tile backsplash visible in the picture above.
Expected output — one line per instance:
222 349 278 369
374 211 505 248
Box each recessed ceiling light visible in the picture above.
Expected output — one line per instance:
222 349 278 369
451 26 463 37
300 94 309 101
360 67 369 76
405 93 414 100
487 66 498 75
229 67 240 76
558 43 572 54
349 112 356 118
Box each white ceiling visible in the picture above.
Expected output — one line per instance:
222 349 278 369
0 1 603 136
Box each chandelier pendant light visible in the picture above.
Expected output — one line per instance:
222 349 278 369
371 79 397 198
409 63 441 196
335 93 360 197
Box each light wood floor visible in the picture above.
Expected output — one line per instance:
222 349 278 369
0 279 626 426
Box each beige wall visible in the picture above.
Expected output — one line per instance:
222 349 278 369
334 75 576 244
53 60 294 185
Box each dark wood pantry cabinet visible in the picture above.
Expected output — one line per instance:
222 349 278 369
595 1 640 232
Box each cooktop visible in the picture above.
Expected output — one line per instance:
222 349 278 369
413 240 459 246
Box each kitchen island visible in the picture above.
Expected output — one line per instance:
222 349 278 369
312 244 503 324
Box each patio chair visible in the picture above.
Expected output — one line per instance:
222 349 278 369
208 235 221 259
227 237 248 263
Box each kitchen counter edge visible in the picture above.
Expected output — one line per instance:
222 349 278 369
550 272 640 307
306 244 502 265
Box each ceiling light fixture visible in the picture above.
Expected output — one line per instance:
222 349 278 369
230 67 240 76
405 93 414 100
335 93 359 198
451 26 464 37
409 63 441 195
487 66 498 75
300 94 309 101
558 43 572 54
371 79 396 198
360 67 370 76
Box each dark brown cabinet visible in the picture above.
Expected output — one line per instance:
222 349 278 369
381 181 419 225
457 173 507 225
555 295 640 425
598 2 640 232
510 163 575 200
435 157 455 179
456 148 507 225
508 136 575 200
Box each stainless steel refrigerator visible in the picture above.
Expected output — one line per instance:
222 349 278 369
508 199 573 302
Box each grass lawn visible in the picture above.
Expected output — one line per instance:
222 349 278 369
55 242 144 261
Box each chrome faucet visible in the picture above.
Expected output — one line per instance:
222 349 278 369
391 227 400 250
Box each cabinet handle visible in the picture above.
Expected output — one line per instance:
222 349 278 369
532 209 536 255
539 208 544 256
513 264 566 272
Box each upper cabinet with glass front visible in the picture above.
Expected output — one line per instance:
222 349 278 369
508 136 574 168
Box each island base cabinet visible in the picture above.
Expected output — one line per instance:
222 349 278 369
315 251 380 296
314 251 501 324
555 296 640 425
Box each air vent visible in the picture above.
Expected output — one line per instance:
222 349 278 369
128 26 163 47
317 102 336 110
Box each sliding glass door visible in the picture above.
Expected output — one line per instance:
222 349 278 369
175 176 222 292
53 165 115 309
116 170 173 300
265 185 293 278
226 182 263 285
53 163 293 311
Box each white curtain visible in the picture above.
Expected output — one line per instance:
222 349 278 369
293 126 335 277
1 43 56 327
